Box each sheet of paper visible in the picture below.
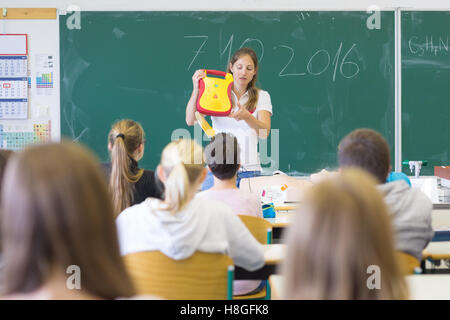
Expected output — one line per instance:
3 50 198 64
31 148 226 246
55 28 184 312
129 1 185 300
0 34 27 55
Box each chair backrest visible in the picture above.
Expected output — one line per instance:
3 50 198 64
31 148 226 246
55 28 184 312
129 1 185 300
397 251 420 275
238 215 273 244
123 251 234 300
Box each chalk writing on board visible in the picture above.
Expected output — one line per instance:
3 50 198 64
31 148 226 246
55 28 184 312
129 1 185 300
277 45 306 77
185 34 360 80
186 34 265 69
220 34 234 64
239 38 264 62
276 42 360 81
297 12 311 22
184 35 208 70
408 36 449 56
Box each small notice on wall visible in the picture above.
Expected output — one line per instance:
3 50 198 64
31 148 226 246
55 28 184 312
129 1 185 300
0 34 27 55
35 54 54 96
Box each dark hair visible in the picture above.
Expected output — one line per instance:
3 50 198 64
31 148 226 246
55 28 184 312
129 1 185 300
204 133 240 180
338 128 390 183
1 141 135 298
226 47 259 112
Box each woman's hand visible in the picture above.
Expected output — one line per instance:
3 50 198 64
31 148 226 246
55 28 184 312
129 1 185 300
229 101 251 121
192 69 205 92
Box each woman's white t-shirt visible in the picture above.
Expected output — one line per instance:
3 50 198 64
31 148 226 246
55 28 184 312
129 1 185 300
211 89 273 172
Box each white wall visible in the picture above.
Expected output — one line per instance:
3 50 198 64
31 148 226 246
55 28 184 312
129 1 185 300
0 18 60 142
2 0 450 10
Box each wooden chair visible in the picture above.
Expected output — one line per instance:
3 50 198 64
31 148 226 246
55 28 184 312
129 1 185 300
234 215 273 300
397 251 421 275
238 215 273 245
123 251 234 300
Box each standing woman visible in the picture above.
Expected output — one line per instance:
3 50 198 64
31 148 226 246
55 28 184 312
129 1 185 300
104 119 164 216
186 47 273 189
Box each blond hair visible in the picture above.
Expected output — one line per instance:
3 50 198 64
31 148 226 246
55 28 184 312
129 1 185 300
159 139 205 213
108 119 145 216
1 141 135 298
282 168 409 300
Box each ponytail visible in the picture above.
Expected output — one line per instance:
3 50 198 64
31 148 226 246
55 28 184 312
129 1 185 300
108 120 145 216
164 163 191 213
159 139 205 214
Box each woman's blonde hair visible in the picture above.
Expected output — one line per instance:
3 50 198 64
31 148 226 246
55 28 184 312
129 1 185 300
226 47 259 112
1 141 135 298
282 168 409 300
159 139 205 214
108 119 145 216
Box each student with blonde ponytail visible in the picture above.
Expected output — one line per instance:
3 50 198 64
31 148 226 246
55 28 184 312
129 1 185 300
116 139 264 295
103 119 163 216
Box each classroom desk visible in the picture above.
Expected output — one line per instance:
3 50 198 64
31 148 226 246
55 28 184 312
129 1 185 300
266 208 450 242
265 212 293 240
234 244 285 280
268 274 283 300
237 242 450 282
265 212 294 228
269 274 450 300
274 205 298 211
432 209 450 229
407 275 450 299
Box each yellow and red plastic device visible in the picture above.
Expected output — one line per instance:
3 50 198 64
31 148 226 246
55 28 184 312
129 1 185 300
197 69 233 116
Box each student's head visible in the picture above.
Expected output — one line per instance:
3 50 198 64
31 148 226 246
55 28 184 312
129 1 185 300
227 47 259 112
282 168 408 300
204 133 240 181
157 139 206 213
338 128 390 183
1 142 135 299
108 119 145 215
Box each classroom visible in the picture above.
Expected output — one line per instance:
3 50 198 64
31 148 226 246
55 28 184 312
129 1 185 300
0 0 450 306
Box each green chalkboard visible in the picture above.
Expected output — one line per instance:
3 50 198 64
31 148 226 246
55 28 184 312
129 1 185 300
60 11 395 174
402 11 450 176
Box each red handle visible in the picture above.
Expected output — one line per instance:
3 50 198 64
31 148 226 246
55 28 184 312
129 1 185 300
205 69 227 78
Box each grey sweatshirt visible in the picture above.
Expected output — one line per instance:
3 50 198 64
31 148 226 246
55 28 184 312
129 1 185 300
377 180 434 261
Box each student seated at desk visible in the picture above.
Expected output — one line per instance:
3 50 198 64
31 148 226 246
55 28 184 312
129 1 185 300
103 119 164 216
311 129 433 263
115 139 265 295
196 132 263 296
0 142 135 299
282 168 408 299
